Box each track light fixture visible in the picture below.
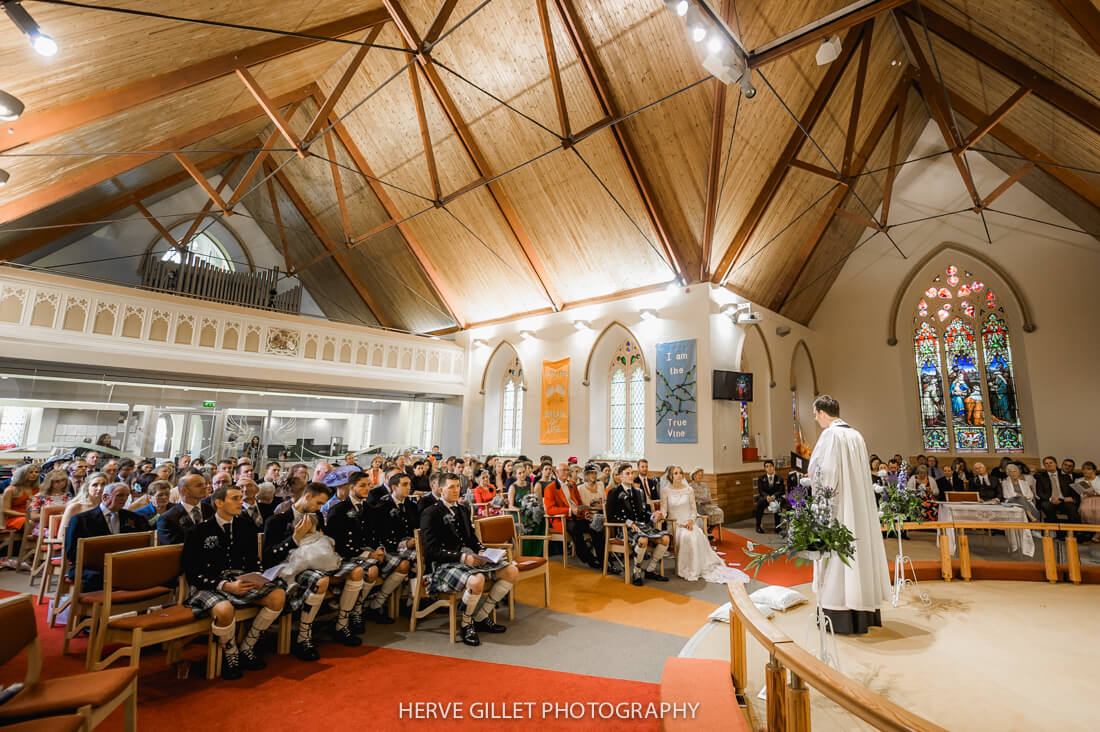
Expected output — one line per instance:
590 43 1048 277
0 90 25 121
667 0 754 97
519 329 535 340
639 309 658 321
663 0 689 17
573 319 591 332
3 1 58 57
816 35 842 66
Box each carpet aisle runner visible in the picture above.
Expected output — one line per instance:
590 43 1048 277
715 531 814 587
0 590 659 731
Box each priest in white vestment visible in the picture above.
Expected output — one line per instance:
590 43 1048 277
808 395 891 634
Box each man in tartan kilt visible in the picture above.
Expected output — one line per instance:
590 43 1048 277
182 484 287 680
325 471 385 632
262 481 351 660
606 463 670 587
420 473 519 647
361 471 420 623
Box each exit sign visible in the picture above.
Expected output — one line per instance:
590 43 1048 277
202 400 216 408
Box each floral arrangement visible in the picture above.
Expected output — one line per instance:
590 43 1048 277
744 470 856 575
877 462 923 535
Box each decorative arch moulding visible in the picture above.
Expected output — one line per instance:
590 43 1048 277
887 243 1036 346
478 340 527 395
582 321 650 386
788 339 820 397
744 322 777 388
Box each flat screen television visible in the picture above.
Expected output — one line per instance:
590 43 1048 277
713 370 753 401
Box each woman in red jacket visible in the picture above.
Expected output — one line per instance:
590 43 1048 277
472 470 501 517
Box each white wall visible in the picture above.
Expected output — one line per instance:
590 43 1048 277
811 120 1100 461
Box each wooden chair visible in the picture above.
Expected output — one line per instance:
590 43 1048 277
408 528 460 643
543 512 572 568
1 714 86 732
603 509 632 584
37 513 66 607
88 544 214 672
61 532 157 667
475 514 550 617
0 594 137 731
29 505 67 586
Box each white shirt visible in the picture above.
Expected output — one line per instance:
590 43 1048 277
181 500 203 524
100 504 119 534
1002 477 1034 501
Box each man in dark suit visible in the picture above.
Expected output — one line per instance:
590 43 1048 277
754 461 786 534
420 473 518 646
936 464 966 497
65 482 146 590
157 474 214 545
971 462 999 502
607 464 670 586
633 459 660 502
1035 455 1081 523
182 484 286 680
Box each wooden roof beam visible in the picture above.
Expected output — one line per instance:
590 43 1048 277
323 133 354 241
700 0 731 281
407 59 442 200
1046 0 1100 58
302 25 384 144
310 90 466 328
880 91 907 227
383 0 564 311
712 24 867 284
235 68 306 157
132 201 184 253
175 154 248 250
537 0 571 139
0 150 239 262
960 87 1031 152
266 160 392 328
553 0 694 282
842 26 874 176
173 153 232 216
978 162 1035 210
0 84 316 226
747 0 908 67
904 3 1100 136
0 11 387 154
424 0 461 46
226 97 306 210
264 176 292 272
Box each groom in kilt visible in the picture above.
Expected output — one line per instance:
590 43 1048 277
606 463 670 586
182 484 287 680
359 471 420 623
420 473 520 646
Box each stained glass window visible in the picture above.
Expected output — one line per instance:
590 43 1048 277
609 339 644 458
911 265 1024 453
740 401 750 448
500 356 523 454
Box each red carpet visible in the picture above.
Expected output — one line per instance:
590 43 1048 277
715 531 814 587
0 590 659 731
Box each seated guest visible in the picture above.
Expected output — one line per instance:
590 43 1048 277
324 471 383 634
364 472 419 623
971 462 999 502
634 459 660 502
1001 463 1040 521
926 455 944 480
30 469 71 535
183 484 286 679
421 473 518 647
158 474 214 545
990 457 1012 485
417 472 444 512
1062 458 1082 481
60 473 107 551
262 481 338 660
320 472 351 519
68 459 89 496
65 482 145 590
409 459 432 495
134 481 174 528
936 464 964 496
3 465 39 540
472 470 502 517
563 465 605 570
689 467 724 537
237 479 265 529
1074 462 1100 540
606 463 670 586
951 458 973 486
261 461 281 487
754 460 786 533
234 462 254 485
1035 455 1081 523
907 465 938 521
256 481 277 521
542 465 571 550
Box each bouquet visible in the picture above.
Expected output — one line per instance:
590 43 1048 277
877 463 922 535
744 470 855 576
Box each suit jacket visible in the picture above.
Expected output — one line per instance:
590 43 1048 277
369 494 419 553
606 484 650 525
182 515 261 591
634 475 660 502
157 501 215 546
262 508 326 568
543 480 570 533
971 474 998 501
935 476 957 497
325 497 372 559
755 474 784 499
419 501 481 570
257 501 276 521
1035 471 1077 502
66 506 146 563
417 493 440 512
786 472 802 490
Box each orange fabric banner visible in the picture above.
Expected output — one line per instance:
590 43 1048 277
539 357 570 444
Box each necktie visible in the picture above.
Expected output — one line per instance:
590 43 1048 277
107 512 119 534
190 506 202 525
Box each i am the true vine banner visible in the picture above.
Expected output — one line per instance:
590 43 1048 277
656 339 697 443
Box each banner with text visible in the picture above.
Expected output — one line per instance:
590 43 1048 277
656 339 697 443
539 357 570 444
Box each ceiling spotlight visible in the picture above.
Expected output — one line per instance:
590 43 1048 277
639 309 658 321
0 90 24 121
3 2 58 57
721 302 750 319
573 319 591 332
0 168 8 187
685 7 707 43
664 0 689 17
519 329 535 340
815 34 842 66
740 74 756 99
472 338 489 348
706 34 723 54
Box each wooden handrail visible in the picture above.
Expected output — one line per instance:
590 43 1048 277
728 583 948 732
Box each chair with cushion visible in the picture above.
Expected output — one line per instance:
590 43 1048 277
29 505 67 588
61 532 156 666
475 514 549 616
408 528 460 642
36 512 66 607
88 544 214 672
0 594 137 731
1 714 86 732
543 513 572 568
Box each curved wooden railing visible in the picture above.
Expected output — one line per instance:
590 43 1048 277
726 520 1100 731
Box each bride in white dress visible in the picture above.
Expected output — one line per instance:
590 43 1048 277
660 466 749 584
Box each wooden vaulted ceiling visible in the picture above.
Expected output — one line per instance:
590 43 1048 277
0 0 1096 333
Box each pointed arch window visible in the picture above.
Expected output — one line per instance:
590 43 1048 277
500 356 524 454
912 264 1023 452
609 339 644 458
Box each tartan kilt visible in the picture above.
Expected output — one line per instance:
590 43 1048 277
427 561 506 595
332 555 379 578
187 582 282 617
626 522 668 546
378 548 417 576
285 568 329 612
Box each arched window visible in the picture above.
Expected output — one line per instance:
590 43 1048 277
912 264 1023 452
500 356 523 454
609 339 644 458
159 232 234 271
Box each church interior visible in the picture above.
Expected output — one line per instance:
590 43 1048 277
0 0 1097 730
